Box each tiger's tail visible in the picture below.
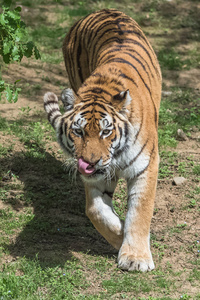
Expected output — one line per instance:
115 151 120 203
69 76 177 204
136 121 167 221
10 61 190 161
44 92 62 129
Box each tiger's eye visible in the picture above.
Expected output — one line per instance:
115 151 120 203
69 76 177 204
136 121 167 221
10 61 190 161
74 128 82 135
102 129 110 135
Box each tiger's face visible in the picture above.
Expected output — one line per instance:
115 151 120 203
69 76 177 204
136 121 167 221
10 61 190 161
63 104 125 181
57 89 132 181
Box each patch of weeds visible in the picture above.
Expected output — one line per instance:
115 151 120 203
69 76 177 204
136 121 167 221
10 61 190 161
187 47 200 68
9 120 45 153
19 106 32 116
159 89 200 148
170 223 187 234
156 276 174 290
179 295 192 300
0 116 9 131
0 144 13 157
158 49 187 71
193 164 200 176
158 100 178 148
41 52 63 64
113 179 127 220
0 208 34 234
177 161 187 177
102 273 152 294
152 241 167 260
185 186 200 209
30 25 66 50
159 151 177 179
56 3 92 19
42 75 51 83
91 256 113 273
141 0 163 12
0 256 87 300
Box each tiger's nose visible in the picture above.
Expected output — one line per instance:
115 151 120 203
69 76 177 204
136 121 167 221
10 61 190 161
88 158 101 166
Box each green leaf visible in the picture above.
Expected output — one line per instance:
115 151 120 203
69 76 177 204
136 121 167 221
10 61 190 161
14 28 24 42
0 80 5 92
24 41 34 58
14 79 21 84
14 6 22 13
3 40 12 55
34 46 41 60
0 14 6 26
7 10 20 21
13 89 19 103
12 45 20 61
5 86 13 103
2 53 11 64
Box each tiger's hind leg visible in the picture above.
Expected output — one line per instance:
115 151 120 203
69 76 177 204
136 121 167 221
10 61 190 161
118 153 159 272
85 180 124 250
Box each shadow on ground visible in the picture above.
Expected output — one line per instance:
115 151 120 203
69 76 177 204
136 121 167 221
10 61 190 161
1 149 116 268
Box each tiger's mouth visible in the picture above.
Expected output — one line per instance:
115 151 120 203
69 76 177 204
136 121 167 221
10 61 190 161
77 158 105 177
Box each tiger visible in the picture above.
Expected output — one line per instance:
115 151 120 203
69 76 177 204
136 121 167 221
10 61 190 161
44 8 162 272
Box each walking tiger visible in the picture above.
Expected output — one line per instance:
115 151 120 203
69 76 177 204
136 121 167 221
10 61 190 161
44 9 162 272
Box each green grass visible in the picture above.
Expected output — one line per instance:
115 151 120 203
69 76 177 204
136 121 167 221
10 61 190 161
0 257 88 300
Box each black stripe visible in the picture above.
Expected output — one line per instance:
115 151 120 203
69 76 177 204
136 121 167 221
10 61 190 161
112 125 122 151
64 123 68 135
106 57 151 96
106 57 157 124
124 51 151 82
76 14 98 84
95 102 108 112
113 122 129 158
87 14 118 46
77 42 83 83
135 143 155 178
58 118 69 153
68 132 74 144
81 102 94 110
121 139 148 171
51 113 61 129
110 45 155 78
47 108 60 121
64 19 83 90
80 110 92 116
119 73 138 87
94 37 158 75
44 100 58 107
100 112 107 118
124 121 129 137
81 87 112 97
128 192 137 202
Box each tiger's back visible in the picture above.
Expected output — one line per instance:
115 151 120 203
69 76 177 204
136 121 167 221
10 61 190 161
63 10 161 96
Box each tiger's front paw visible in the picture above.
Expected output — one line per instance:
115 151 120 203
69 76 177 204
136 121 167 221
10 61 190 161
118 246 155 272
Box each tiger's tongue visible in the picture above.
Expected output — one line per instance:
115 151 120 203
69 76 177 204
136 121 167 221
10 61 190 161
78 158 95 176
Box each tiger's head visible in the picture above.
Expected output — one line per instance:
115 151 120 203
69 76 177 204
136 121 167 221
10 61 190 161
44 89 132 182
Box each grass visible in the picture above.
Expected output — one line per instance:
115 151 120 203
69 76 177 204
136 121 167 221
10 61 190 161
0 0 200 299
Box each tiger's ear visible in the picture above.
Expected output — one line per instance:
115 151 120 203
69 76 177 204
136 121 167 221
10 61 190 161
112 90 132 115
61 88 77 111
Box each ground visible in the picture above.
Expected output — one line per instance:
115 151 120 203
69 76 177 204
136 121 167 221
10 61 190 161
0 1 200 299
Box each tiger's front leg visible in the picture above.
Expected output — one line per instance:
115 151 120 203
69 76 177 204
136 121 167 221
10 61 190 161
85 181 124 250
118 157 158 272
